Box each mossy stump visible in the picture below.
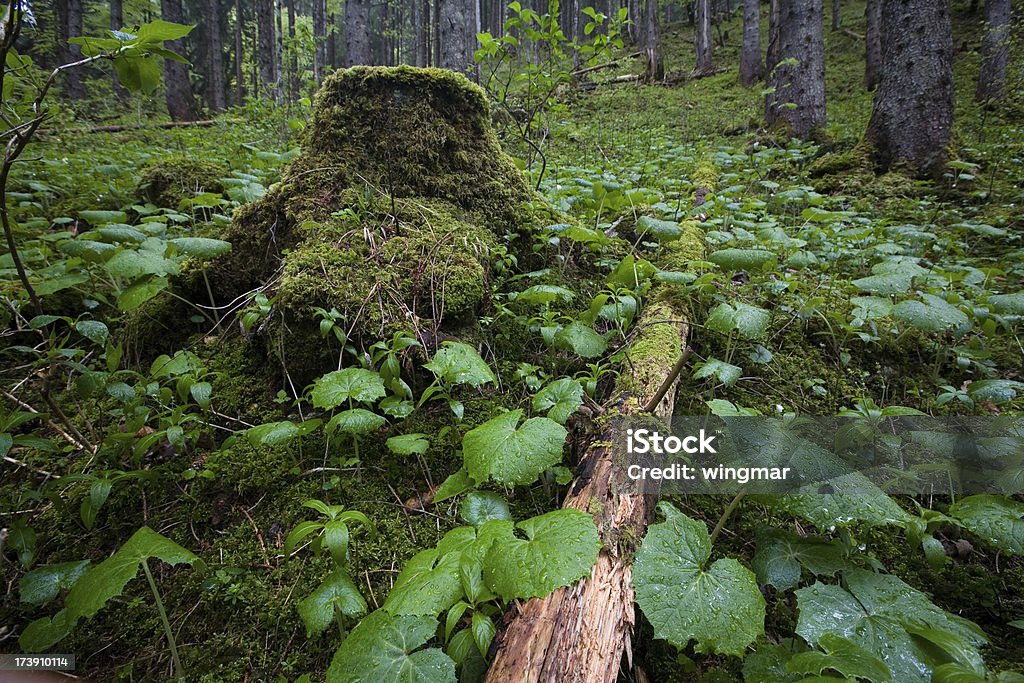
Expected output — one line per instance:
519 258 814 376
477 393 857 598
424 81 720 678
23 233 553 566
204 66 537 379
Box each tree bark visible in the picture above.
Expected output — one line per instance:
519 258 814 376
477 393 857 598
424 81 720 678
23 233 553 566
161 0 199 120
110 0 127 100
627 0 641 43
60 0 87 99
864 0 953 177
976 0 1011 102
234 0 245 103
255 0 277 96
438 0 475 75
328 12 338 68
206 0 227 112
831 0 840 29
313 0 328 81
739 0 762 85
694 0 713 73
764 0 825 139
484 263 698 683
863 0 881 90
345 0 372 65
275 0 284 95
286 0 298 96
643 0 664 82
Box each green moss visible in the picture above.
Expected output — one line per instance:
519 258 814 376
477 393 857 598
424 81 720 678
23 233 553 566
136 155 228 209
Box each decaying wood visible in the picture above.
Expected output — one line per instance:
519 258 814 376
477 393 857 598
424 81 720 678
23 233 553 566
571 51 642 77
40 119 240 135
485 240 699 682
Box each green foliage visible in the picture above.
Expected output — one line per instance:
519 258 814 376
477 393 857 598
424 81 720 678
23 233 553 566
462 409 567 485
326 611 456 683
531 377 585 424
949 495 1024 556
633 502 765 657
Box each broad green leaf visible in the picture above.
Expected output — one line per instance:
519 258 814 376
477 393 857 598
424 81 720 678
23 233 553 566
709 248 775 271
850 296 893 320
383 547 464 616
462 410 567 485
150 350 201 377
433 468 474 502
606 254 656 289
104 238 179 279
169 237 232 259
189 381 212 408
326 408 386 436
97 225 146 243
311 368 387 409
33 273 90 296
532 378 584 424
246 419 322 447
786 633 891 682
481 509 600 601
63 527 198 622
298 569 366 636
19 609 73 652
553 321 608 358
19 561 91 607
893 294 969 333
79 210 127 224
988 293 1024 315
424 342 496 387
515 284 575 305
966 380 1024 405
795 570 987 682
633 502 765 656
135 19 195 41
386 433 430 456
116 276 168 311
949 495 1023 555
75 320 110 346
636 215 683 241
326 611 456 683
59 239 118 261
694 358 743 386
460 492 511 527
705 302 770 340
751 530 851 591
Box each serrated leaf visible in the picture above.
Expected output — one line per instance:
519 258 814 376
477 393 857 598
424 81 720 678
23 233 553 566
532 378 584 424
481 509 600 601
752 530 851 591
553 321 608 358
326 408 386 436
462 410 567 485
893 294 969 333
694 358 743 386
965 380 1024 405
383 547 464 616
387 433 430 456
246 419 322 447
949 495 1023 555
311 368 386 409
298 569 367 636
460 492 511 527
326 611 456 683
633 502 765 656
988 293 1024 315
705 302 770 340
19 561 91 607
786 633 891 682
424 342 496 387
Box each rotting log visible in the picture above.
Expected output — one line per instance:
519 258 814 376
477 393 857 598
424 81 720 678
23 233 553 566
39 119 241 135
485 223 706 683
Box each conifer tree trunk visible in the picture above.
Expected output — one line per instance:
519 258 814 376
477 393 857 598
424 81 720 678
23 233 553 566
764 0 825 138
234 0 245 103
864 0 953 177
644 0 664 82
256 0 277 95
161 0 199 120
831 0 840 29
864 0 881 90
739 0 762 85
59 0 87 99
110 0 127 99
438 0 475 74
286 0 298 95
976 0 1011 102
275 0 284 95
206 0 227 111
328 13 338 67
694 0 713 73
345 0 372 65
313 0 328 81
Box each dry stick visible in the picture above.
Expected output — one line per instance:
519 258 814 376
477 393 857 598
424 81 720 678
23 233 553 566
642 346 692 414
39 119 241 135
571 51 643 77
1 387 86 451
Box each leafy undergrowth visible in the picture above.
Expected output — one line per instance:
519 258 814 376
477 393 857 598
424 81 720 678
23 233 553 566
3 4 1024 683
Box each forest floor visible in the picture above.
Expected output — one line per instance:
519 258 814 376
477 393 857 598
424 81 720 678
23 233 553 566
2 2 1024 683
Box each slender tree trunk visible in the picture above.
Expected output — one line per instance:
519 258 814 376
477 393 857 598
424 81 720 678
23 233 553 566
643 0 664 81
256 0 277 96
110 0 127 99
739 0 762 85
61 0 87 99
286 0 297 96
161 0 199 120
313 0 328 81
764 0 825 138
328 13 338 68
976 0 1011 102
275 0 284 95
865 0 953 177
345 0 372 65
234 0 245 103
627 0 640 43
433 0 442 65
438 0 475 74
694 0 713 73
413 0 426 65
831 0 840 29
864 0 881 90
491 0 503 35
765 0 780 69
206 0 227 111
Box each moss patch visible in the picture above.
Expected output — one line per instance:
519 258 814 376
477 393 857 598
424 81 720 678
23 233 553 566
136 155 228 209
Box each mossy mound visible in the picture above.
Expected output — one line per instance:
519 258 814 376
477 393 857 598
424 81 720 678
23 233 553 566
136 155 228 209
198 66 538 380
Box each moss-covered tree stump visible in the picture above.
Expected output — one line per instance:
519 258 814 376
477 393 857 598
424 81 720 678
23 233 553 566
204 66 537 378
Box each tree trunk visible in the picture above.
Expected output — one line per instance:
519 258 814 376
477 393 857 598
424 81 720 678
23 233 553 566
831 0 840 29
976 0 1011 102
412 0 425 65
255 0 277 96
484 237 702 683
345 0 372 65
161 0 199 120
438 0 475 74
110 0 127 99
313 0 328 81
206 0 227 112
764 0 825 139
643 0 664 82
287 0 298 96
61 0 87 99
739 0 762 85
627 0 640 43
865 0 953 177
275 0 284 95
765 0 779 69
694 0 713 73
234 0 245 103
328 13 338 68
863 0 881 90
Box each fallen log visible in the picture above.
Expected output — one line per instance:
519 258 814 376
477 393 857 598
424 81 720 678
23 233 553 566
39 119 240 135
485 222 706 683
571 52 643 77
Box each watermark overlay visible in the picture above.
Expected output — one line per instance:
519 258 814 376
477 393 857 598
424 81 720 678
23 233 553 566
613 416 1024 496
0 654 76 671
